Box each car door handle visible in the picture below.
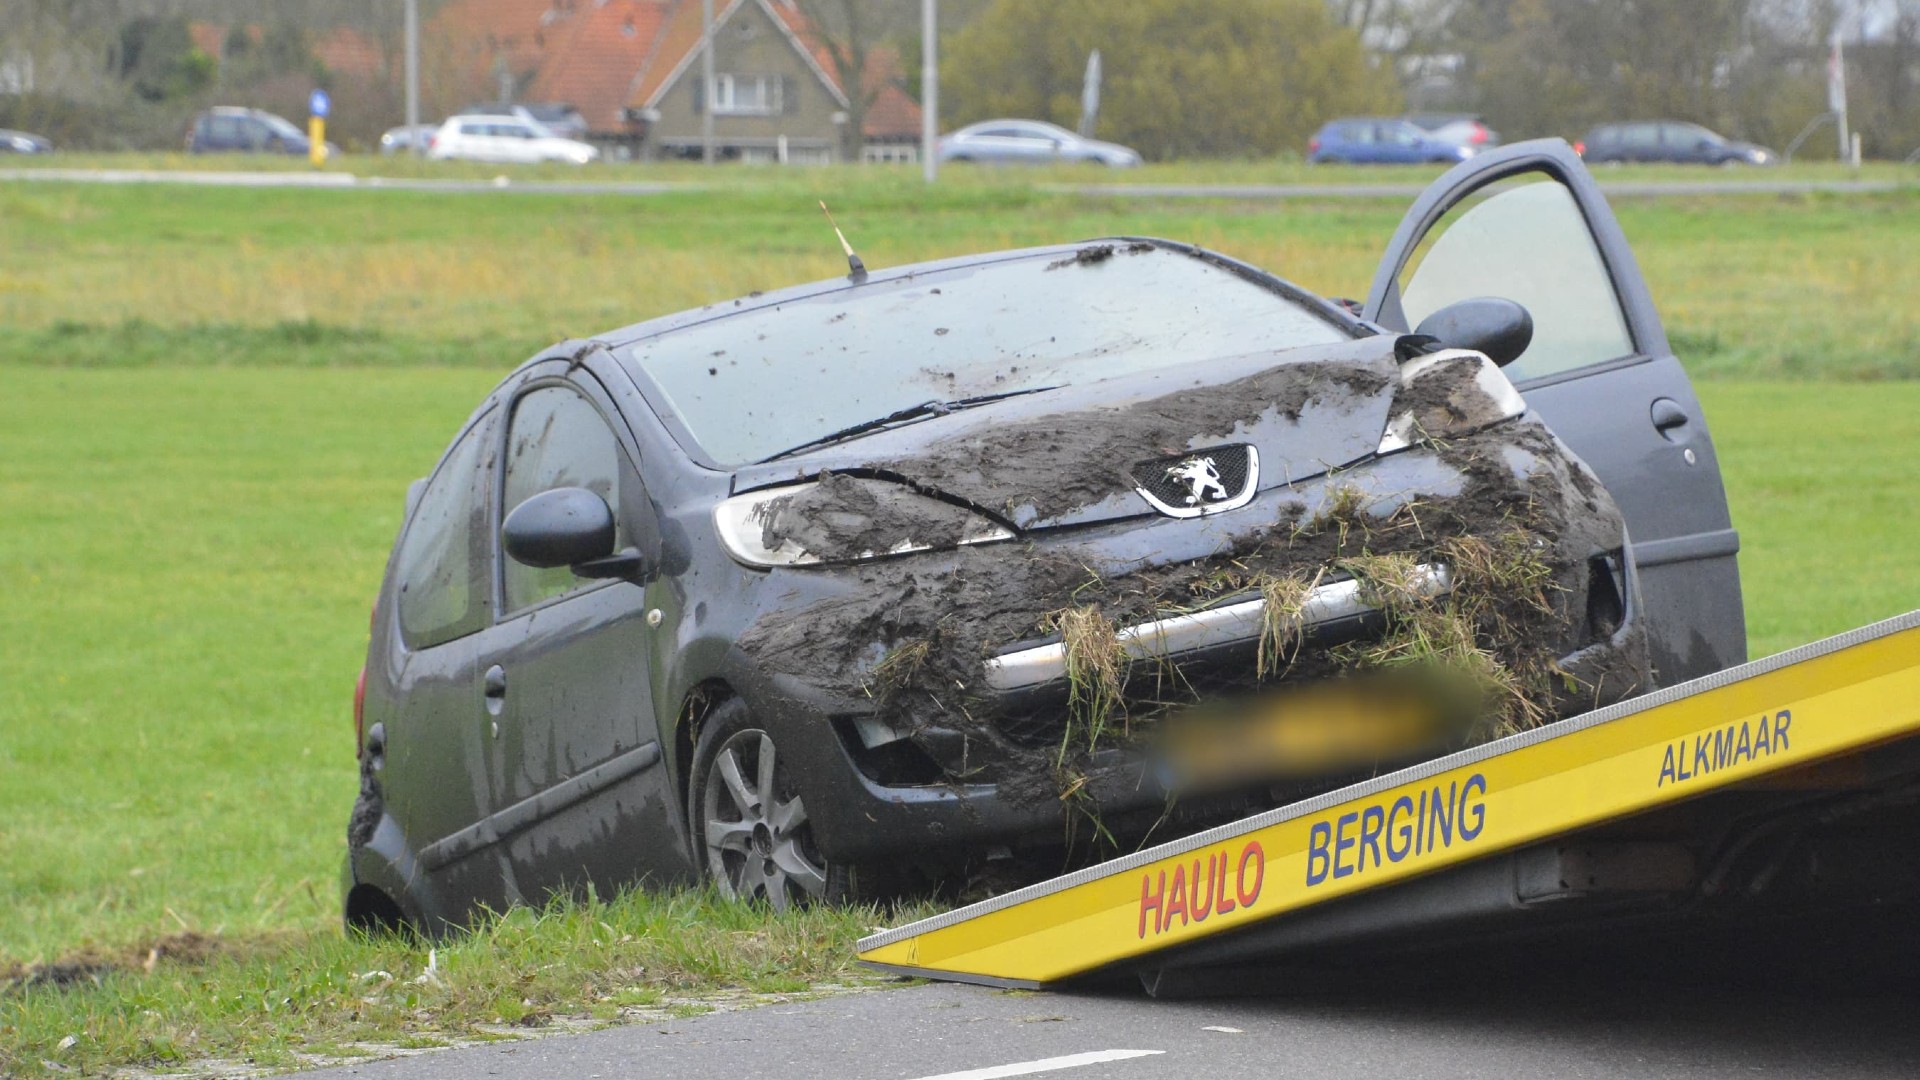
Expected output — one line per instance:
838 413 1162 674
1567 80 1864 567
1650 398 1691 441
483 665 507 698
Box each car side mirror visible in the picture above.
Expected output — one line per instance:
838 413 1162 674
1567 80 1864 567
503 487 654 581
1412 297 1534 368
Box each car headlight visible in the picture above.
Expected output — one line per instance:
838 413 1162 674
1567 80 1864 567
1375 349 1527 455
715 476 1015 568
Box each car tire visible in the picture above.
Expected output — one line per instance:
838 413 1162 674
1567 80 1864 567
688 699 853 910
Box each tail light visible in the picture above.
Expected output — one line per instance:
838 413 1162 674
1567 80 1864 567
1308 136 1321 153
1574 140 1586 157
1470 123 1489 145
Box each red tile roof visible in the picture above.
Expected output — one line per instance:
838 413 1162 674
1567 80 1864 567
859 46 921 139
627 0 713 107
529 0 672 131
313 27 386 79
429 0 571 88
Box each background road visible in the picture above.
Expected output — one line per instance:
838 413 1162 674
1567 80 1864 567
297 977 1920 1080
0 167 1909 199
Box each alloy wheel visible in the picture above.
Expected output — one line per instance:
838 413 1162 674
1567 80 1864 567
699 728 829 911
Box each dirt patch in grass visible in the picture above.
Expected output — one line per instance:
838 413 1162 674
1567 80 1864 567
1 930 278 994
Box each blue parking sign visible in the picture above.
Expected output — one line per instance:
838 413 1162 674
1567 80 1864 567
309 89 331 119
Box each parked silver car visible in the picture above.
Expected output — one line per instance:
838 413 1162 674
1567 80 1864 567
938 120 1142 167
0 128 52 154
379 123 439 156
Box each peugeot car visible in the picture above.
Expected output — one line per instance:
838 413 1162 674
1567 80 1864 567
344 141 1743 933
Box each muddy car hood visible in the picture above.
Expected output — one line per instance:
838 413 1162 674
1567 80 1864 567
731 334 1400 531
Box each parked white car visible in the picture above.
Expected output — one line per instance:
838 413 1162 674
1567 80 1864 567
427 115 599 165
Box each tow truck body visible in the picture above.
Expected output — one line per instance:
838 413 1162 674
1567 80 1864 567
859 611 1920 990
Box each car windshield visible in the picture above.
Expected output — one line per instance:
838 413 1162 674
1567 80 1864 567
623 245 1351 465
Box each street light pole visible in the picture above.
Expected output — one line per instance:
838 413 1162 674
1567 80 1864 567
921 0 937 183
404 0 420 155
702 0 716 165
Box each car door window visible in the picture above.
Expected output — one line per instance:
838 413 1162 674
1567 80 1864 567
1622 124 1660 154
394 409 497 649
501 385 627 612
1399 178 1636 381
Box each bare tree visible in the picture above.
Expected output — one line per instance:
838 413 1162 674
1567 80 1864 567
789 0 915 160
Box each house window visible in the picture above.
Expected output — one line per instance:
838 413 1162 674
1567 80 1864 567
709 74 782 116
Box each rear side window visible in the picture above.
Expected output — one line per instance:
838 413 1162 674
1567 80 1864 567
1622 124 1661 149
501 385 627 612
395 410 497 649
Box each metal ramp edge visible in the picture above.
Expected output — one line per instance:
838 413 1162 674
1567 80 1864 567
856 609 1920 986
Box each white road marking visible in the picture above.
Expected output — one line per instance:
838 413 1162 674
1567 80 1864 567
904 1048 1165 1080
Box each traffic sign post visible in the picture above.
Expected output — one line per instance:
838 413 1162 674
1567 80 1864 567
308 89 330 167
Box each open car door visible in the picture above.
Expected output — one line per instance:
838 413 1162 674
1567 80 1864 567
1364 138 1744 686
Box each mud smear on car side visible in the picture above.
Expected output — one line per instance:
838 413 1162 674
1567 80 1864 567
736 354 1650 867
348 752 383 851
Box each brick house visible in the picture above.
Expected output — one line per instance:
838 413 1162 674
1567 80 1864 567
437 0 921 163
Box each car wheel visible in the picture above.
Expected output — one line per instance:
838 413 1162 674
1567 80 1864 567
688 700 850 910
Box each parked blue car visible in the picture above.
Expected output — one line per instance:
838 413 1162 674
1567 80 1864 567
1308 118 1473 165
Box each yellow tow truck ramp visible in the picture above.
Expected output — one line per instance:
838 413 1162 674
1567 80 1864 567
858 610 1920 989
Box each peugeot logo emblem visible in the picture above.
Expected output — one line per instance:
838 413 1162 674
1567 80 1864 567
1166 456 1230 506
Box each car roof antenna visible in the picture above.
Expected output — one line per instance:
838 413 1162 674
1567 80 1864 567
818 201 868 281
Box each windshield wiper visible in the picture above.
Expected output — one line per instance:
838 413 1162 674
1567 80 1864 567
759 385 1061 462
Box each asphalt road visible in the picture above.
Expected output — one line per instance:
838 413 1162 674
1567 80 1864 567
295 977 1920 1080
0 167 1909 200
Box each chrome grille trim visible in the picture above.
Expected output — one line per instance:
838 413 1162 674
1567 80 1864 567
982 563 1452 693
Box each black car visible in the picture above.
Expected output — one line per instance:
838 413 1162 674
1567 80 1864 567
343 141 1744 933
1577 121 1774 166
187 107 334 158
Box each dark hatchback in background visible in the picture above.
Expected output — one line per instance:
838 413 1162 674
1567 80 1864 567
187 106 334 158
343 141 1744 933
1577 121 1775 166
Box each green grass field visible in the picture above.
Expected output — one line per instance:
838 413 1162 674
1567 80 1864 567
4 170 1916 378
2 166 1918 1074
